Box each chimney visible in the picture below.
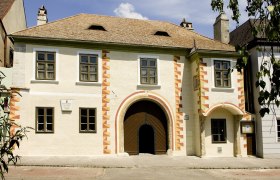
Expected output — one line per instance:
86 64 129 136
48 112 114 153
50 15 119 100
180 18 194 31
213 11 229 43
37 5 48 25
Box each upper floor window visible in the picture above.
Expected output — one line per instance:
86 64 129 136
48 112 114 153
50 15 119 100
36 51 56 80
80 54 98 82
80 108 96 133
140 58 157 84
211 119 227 143
277 118 280 142
214 60 231 88
36 107 54 133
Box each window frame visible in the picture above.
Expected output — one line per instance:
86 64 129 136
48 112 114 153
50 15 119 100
35 51 56 80
211 119 227 143
139 57 159 85
213 60 231 88
79 108 97 133
79 54 99 82
35 107 54 133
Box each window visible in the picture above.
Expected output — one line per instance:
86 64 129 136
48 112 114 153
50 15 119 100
79 54 98 82
140 58 157 84
36 107 54 133
80 108 96 133
154 31 170 37
88 25 106 31
277 118 280 142
214 60 231 87
211 119 227 143
36 51 55 80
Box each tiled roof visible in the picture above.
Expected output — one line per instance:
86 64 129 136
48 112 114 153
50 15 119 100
230 19 265 47
12 13 235 51
0 0 14 19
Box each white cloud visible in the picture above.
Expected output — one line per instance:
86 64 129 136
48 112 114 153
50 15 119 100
114 3 148 20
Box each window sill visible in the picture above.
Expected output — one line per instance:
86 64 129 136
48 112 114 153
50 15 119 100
137 84 161 89
211 87 234 92
76 82 102 86
31 80 59 84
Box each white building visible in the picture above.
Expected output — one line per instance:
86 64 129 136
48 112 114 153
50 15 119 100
10 11 253 157
231 19 280 158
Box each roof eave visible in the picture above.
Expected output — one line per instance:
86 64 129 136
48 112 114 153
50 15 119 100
9 35 189 55
189 48 240 60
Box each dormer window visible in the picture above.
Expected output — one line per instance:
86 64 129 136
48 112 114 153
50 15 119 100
88 25 106 31
154 31 170 37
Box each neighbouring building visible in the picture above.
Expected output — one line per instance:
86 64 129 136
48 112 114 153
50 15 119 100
230 19 280 158
0 0 26 68
9 10 253 158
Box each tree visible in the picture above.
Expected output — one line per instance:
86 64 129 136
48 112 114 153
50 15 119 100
0 72 30 179
211 0 280 117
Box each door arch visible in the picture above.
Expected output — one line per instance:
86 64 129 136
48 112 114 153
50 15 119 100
124 100 168 155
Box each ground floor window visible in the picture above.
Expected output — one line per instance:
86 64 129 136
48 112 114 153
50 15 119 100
211 119 227 143
277 118 280 142
80 108 96 133
36 107 54 133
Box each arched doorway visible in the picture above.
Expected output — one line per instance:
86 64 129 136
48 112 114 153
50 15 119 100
139 124 155 154
124 100 168 155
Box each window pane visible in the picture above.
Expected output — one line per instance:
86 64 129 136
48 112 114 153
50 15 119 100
150 77 155 84
38 115 44 123
223 62 229 69
37 53 45 61
47 116 52 123
81 65 88 72
38 63 45 70
216 80 221 86
81 109 87 116
89 124 95 131
150 70 156 76
38 72 45 79
81 56 88 63
47 72 54 79
149 60 156 67
89 66 97 72
47 64 54 71
141 69 147 76
47 124 53 131
81 124 87 130
141 77 147 83
89 116 95 124
81 116 87 124
38 124 44 131
47 53 54 61
81 74 88 81
89 109 95 116
141 60 147 67
38 108 44 115
224 80 229 87
223 72 229 78
216 72 221 78
90 56 97 64
215 62 221 69
47 108 53 115
89 74 97 81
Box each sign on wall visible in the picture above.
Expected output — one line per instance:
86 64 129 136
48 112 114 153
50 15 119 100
241 121 254 134
60 100 72 112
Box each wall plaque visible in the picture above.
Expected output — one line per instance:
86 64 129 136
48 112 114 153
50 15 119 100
60 100 72 112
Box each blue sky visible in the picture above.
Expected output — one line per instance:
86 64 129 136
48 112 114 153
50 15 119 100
24 0 248 38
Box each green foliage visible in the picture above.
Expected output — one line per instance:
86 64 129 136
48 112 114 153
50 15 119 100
0 72 31 179
211 0 280 117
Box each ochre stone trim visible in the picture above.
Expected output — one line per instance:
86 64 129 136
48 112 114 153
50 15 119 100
102 50 111 154
173 55 183 150
237 72 245 111
9 88 21 135
197 58 209 115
